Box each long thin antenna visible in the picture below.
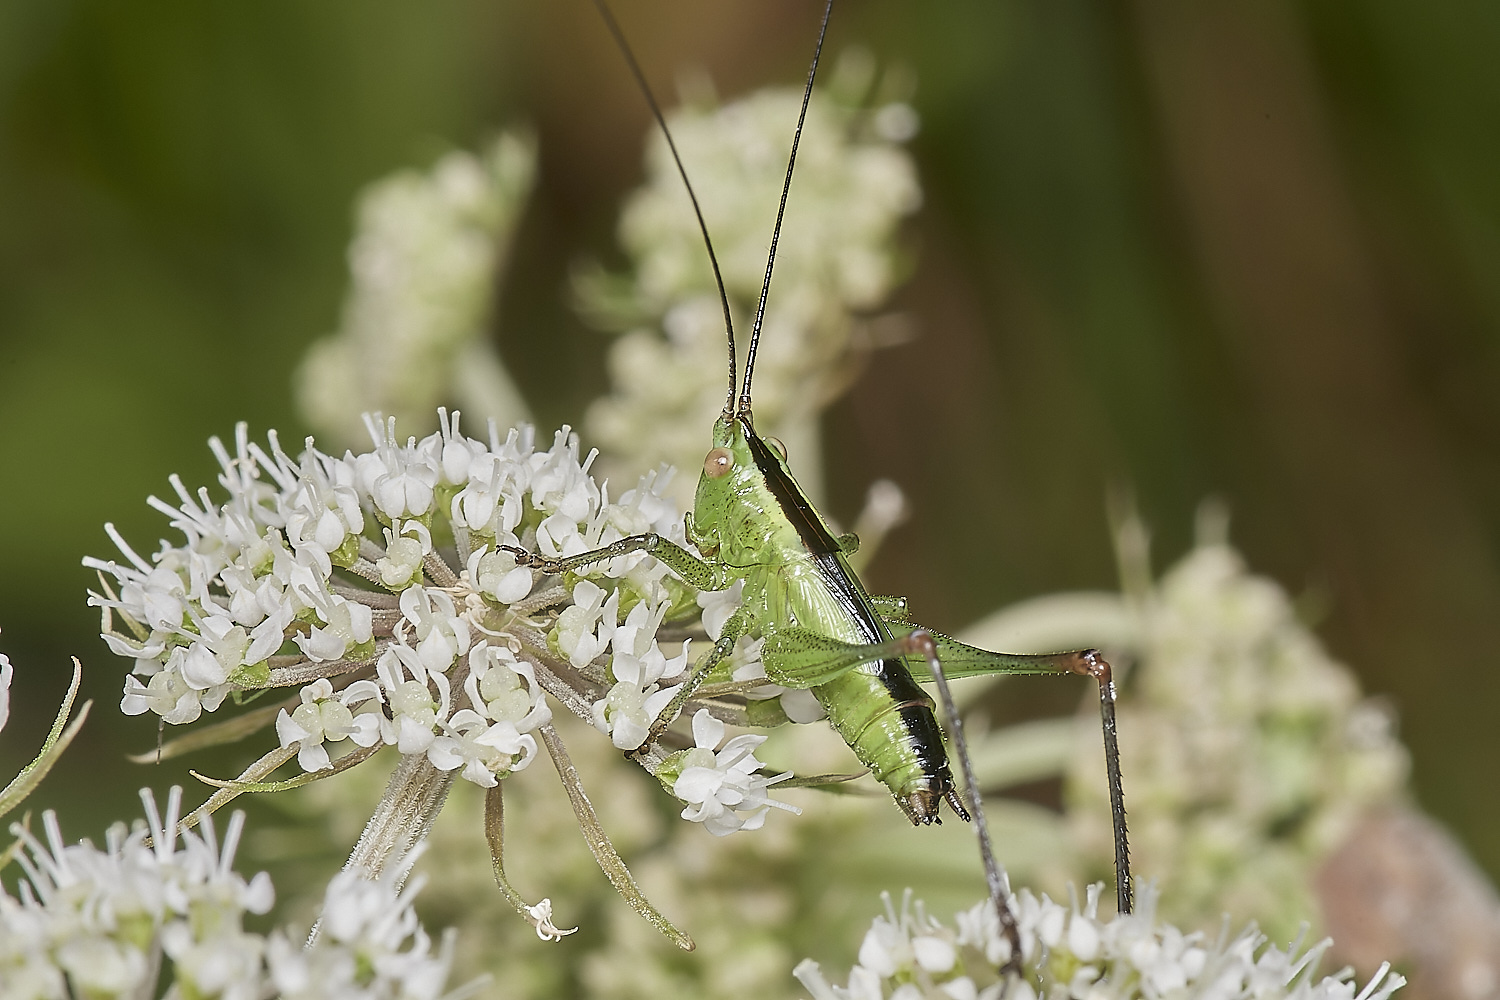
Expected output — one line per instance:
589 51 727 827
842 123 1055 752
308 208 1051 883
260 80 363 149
738 0 835 419
590 0 739 415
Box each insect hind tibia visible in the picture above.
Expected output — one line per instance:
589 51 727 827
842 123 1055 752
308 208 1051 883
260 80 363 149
1078 648 1133 915
905 630 1025 978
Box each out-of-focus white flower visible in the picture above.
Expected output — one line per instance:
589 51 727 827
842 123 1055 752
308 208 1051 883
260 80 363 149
0 651 11 733
656 709 799 836
0 789 472 1000
1 789 272 999
794 885 1407 1000
1056 537 1411 942
274 851 468 1000
297 133 536 448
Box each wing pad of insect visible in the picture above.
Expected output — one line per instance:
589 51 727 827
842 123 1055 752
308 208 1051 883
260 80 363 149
502 533 724 590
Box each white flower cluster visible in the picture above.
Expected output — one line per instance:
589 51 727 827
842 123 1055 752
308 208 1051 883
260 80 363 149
0 789 466 1000
87 413 788 834
86 415 659 780
581 52 922 503
298 132 536 448
273 856 461 1000
657 709 799 837
794 886 1406 1000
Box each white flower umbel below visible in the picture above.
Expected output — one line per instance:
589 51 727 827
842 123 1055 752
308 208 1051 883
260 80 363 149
794 884 1407 1000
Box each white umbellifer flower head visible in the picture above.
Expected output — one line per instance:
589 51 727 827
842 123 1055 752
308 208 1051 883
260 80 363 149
87 414 693 781
794 885 1407 1000
87 410 816 948
1 788 275 1000
655 709 800 836
580 52 923 506
297 132 537 448
0 787 469 1000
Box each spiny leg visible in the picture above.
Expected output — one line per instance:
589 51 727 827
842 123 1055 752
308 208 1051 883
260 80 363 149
902 630 1024 980
628 608 752 759
500 533 722 591
992 647 1134 917
1069 649 1132 916
887 626 1134 917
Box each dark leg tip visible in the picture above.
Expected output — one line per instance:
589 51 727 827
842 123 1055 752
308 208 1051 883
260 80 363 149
945 785 972 823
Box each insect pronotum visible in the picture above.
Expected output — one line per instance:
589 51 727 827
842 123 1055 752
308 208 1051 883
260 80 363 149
517 0 1135 969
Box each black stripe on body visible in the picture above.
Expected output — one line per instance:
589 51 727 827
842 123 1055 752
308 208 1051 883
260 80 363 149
743 419 842 556
742 419 951 790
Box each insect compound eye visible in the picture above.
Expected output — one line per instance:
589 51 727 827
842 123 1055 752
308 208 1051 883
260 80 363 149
765 436 788 460
703 447 734 479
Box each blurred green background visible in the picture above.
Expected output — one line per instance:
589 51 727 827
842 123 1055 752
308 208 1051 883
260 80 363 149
3 0 1500 898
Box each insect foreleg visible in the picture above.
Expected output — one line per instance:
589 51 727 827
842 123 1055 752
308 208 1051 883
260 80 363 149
630 607 753 758
501 534 723 590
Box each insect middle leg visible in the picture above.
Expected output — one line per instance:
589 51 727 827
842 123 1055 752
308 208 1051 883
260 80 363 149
500 533 724 591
